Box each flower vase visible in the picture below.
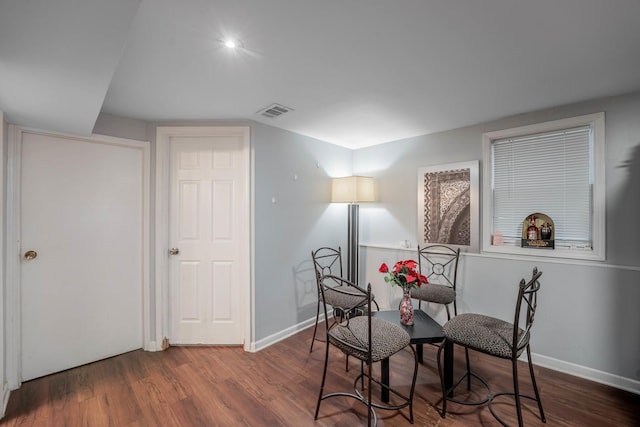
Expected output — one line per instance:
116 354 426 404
399 288 414 326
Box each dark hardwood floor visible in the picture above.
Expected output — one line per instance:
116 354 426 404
2 325 639 426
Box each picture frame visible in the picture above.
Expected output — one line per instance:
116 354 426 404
417 160 479 251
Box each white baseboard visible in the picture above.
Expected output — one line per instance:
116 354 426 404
250 315 323 352
248 318 640 396
144 340 163 352
1 382 10 419
532 353 640 395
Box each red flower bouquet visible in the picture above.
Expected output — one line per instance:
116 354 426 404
378 260 428 290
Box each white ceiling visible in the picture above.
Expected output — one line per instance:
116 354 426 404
2 0 640 149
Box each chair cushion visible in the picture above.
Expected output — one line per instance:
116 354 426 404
442 313 529 359
328 317 410 362
411 283 455 304
323 285 373 310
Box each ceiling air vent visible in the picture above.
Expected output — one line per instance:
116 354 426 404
256 103 294 119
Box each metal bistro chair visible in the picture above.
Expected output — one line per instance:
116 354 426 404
412 244 461 320
437 267 545 427
412 244 469 374
315 274 418 426
309 246 379 353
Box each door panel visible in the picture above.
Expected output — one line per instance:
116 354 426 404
20 131 145 381
169 134 245 345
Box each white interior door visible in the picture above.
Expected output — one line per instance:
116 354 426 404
19 130 146 381
168 130 247 345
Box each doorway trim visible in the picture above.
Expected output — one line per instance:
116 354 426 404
154 126 253 352
5 126 150 389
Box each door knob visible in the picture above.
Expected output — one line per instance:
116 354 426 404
169 248 180 256
24 250 38 260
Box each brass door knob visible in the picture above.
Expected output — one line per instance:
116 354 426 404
24 250 38 260
168 248 180 256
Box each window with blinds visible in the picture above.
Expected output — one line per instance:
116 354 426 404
492 126 592 247
482 113 605 261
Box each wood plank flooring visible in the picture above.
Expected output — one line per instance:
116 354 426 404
2 325 639 426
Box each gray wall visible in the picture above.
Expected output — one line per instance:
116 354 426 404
356 91 640 392
93 115 352 344
252 123 351 340
0 113 7 411
92 91 640 391
356 91 640 267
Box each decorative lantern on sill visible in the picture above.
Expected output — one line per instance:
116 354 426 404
521 213 555 249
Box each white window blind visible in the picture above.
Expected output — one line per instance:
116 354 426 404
491 125 593 248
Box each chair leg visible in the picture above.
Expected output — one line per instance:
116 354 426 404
367 359 373 427
408 343 419 423
314 335 331 420
438 342 493 420
309 300 321 352
465 347 471 390
437 339 448 418
446 304 473 391
527 345 546 422
512 357 524 427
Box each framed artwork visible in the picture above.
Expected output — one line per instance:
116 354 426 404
417 160 479 251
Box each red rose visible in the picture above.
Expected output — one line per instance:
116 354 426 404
378 263 389 273
392 261 403 274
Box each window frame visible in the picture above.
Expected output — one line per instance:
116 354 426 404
481 112 605 261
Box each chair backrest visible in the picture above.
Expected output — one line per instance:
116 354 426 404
311 246 343 282
417 244 460 289
513 267 542 357
319 274 371 352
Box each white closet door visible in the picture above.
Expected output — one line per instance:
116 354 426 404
20 131 145 381
168 131 246 345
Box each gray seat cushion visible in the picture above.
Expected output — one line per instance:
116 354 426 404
442 313 529 359
411 283 455 304
323 285 373 310
328 317 410 362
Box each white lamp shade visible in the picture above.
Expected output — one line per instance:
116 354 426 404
331 176 376 203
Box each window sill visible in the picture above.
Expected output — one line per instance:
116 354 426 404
482 244 605 262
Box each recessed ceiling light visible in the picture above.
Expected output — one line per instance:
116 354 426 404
222 38 242 49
